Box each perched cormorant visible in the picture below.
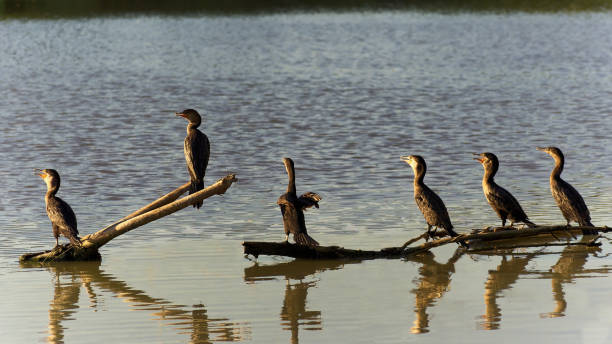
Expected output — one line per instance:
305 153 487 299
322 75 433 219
473 152 536 228
401 155 459 238
537 147 594 228
277 157 321 247
176 109 210 209
37 169 81 247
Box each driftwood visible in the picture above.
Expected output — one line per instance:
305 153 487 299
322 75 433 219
243 225 610 260
21 174 237 263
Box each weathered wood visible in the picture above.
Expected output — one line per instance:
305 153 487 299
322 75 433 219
21 174 237 263
243 225 611 260
83 174 236 247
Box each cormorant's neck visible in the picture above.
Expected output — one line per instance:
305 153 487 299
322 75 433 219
187 121 200 132
482 166 496 184
413 168 425 187
551 155 564 180
286 165 296 194
45 185 58 200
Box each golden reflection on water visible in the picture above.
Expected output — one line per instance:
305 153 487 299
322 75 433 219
242 241 612 341
477 236 610 330
22 261 250 344
407 249 464 334
244 259 355 343
479 252 537 330
19 239 612 343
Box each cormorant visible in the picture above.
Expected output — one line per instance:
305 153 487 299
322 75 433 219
473 152 535 228
277 157 321 247
401 155 459 238
536 147 594 228
37 169 81 247
176 109 210 209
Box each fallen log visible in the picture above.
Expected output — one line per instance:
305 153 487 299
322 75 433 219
243 225 610 260
21 174 237 263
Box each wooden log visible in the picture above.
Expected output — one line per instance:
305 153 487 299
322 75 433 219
243 225 610 260
83 174 237 248
243 241 399 260
21 174 237 263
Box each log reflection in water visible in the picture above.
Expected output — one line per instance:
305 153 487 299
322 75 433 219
22 261 250 344
244 259 356 343
407 249 464 334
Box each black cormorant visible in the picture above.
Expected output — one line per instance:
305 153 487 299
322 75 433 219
536 146 594 228
277 157 321 247
473 152 536 228
37 169 81 247
176 109 210 209
401 155 459 238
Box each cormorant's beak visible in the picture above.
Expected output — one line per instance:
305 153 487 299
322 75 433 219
472 153 484 162
400 156 411 163
36 170 46 178
536 147 546 152
175 112 186 118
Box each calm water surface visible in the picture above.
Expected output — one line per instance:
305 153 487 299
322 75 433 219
1 11 612 343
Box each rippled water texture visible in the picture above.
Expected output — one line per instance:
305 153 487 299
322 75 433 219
1 11 612 343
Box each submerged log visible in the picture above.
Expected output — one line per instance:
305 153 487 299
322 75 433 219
21 174 237 263
243 225 610 260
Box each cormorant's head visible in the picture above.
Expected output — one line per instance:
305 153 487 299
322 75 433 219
37 169 61 191
472 152 498 171
401 155 426 175
176 109 202 126
537 146 563 160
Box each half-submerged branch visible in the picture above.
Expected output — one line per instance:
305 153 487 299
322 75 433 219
21 174 237 263
243 225 610 260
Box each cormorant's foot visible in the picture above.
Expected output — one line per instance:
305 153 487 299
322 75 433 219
457 240 468 248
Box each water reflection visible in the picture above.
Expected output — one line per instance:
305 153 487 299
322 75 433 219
476 237 608 330
244 259 356 343
540 237 598 319
407 249 464 334
479 252 538 330
23 261 250 344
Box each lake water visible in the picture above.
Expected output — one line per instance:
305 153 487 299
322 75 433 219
1 10 612 344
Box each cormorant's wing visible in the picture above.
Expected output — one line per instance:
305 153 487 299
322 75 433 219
555 179 590 221
298 192 321 211
48 197 78 235
278 196 304 235
487 185 528 220
184 130 210 182
414 185 452 227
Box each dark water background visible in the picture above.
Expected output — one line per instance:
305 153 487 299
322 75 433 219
1 6 612 344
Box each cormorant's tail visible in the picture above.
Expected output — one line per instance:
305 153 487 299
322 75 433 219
294 232 319 247
190 179 204 209
524 219 537 228
69 234 82 247
579 219 597 235
444 225 459 238
444 226 468 247
580 219 594 227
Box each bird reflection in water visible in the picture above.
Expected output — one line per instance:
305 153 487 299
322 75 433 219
244 259 355 343
22 261 250 344
477 236 604 329
540 236 599 319
479 252 537 330
407 249 464 334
